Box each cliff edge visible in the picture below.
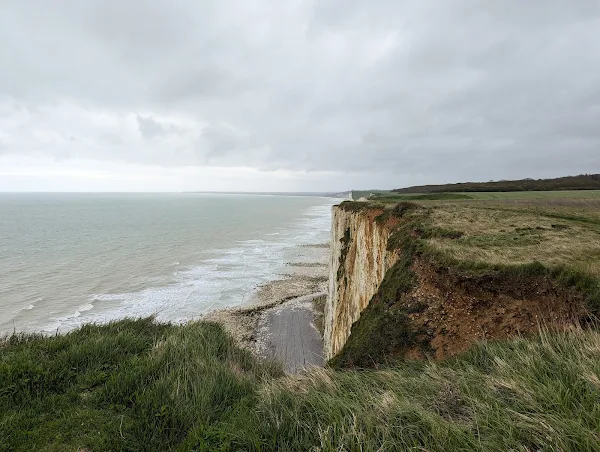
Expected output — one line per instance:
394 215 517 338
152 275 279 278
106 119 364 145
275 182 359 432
324 204 398 359
325 199 600 367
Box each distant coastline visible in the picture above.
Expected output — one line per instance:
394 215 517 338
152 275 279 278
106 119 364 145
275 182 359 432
186 190 350 198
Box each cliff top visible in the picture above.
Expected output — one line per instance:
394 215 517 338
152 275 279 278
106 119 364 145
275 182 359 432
332 198 600 367
339 197 600 279
4 313 600 450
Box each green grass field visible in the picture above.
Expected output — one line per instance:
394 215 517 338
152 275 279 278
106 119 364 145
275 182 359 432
465 190 600 199
366 190 600 202
2 318 600 451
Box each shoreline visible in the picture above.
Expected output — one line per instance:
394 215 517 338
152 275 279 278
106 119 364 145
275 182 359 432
204 243 329 370
255 292 326 373
0 196 335 336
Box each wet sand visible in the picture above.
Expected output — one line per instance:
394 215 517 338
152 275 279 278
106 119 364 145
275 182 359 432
255 293 325 373
204 243 329 373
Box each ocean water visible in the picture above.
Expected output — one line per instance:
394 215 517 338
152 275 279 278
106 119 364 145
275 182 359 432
0 193 334 335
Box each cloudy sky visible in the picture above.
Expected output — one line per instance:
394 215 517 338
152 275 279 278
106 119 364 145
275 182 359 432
1 0 599 192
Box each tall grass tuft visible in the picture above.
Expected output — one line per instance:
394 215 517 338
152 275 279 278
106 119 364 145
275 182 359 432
2 318 600 450
0 318 281 451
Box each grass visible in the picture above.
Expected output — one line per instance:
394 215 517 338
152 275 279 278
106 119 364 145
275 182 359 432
427 202 600 278
466 190 600 200
331 198 600 368
470 199 600 227
331 207 424 368
370 192 476 202
368 190 600 203
3 318 600 450
255 328 600 451
0 318 281 451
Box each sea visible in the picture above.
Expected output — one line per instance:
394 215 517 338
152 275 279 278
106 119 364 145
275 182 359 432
0 193 335 335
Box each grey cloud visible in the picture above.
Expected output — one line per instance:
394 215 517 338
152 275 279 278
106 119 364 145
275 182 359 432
0 0 599 187
100 133 125 147
137 116 166 139
200 125 242 154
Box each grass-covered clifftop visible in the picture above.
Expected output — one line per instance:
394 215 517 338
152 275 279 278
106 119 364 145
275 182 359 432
332 198 600 367
0 319 280 451
367 189 600 203
3 318 600 451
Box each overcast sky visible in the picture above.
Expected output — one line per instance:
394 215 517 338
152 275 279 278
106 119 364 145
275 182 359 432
1 0 599 192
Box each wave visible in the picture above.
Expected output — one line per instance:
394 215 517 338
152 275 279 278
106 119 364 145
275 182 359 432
57 303 95 322
38 198 334 333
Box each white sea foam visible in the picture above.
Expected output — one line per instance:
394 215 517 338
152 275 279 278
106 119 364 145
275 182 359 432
37 198 334 333
0 194 335 334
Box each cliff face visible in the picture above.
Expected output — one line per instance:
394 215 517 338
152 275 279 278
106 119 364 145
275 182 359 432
325 202 589 367
324 205 398 359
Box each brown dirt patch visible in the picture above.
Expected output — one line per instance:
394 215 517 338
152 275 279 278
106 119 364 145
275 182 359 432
403 258 587 360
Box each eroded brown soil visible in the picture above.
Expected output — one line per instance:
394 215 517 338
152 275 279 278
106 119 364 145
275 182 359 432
403 258 587 360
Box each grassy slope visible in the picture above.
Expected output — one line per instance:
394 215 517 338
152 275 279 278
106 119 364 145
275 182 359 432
369 190 600 203
0 319 281 451
467 190 600 199
332 199 600 368
2 318 600 451
427 200 600 277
